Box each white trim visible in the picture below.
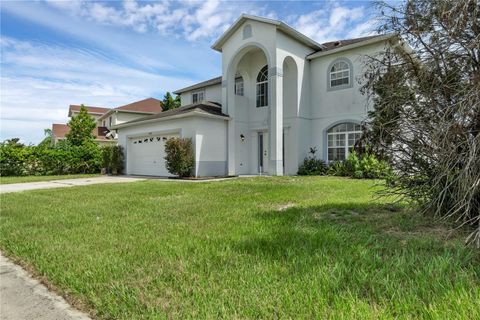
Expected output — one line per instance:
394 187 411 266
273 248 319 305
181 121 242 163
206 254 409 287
112 110 230 129
211 14 323 52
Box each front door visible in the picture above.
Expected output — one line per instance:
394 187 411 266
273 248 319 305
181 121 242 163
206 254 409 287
258 132 269 174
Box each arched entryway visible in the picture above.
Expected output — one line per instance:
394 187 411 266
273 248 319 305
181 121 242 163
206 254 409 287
225 43 272 175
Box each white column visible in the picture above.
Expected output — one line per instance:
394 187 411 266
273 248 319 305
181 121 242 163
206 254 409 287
269 66 283 176
224 77 236 176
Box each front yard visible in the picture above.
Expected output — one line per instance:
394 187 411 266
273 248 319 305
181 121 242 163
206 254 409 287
0 173 101 184
0 177 478 319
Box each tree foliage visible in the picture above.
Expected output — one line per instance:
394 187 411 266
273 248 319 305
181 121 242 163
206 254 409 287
164 138 194 177
361 0 480 245
161 92 181 111
66 104 96 146
0 138 102 176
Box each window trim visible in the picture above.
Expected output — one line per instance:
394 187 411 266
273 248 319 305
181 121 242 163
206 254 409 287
327 58 353 91
192 90 205 103
256 65 269 108
323 120 362 162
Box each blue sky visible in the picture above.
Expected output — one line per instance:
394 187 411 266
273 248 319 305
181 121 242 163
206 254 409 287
1 0 378 144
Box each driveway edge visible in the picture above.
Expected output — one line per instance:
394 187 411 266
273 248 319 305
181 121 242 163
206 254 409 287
0 252 92 320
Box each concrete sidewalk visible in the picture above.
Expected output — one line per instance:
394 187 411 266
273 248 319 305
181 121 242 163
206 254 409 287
0 176 145 194
0 253 91 320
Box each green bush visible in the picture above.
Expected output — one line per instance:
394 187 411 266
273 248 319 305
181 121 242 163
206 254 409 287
328 149 392 179
0 138 102 176
298 147 328 175
165 138 194 178
101 145 124 175
0 139 32 176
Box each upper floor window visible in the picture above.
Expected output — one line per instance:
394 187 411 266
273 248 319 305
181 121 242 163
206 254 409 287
192 91 204 103
328 58 352 90
327 122 362 161
256 65 268 107
234 77 244 96
109 116 112 127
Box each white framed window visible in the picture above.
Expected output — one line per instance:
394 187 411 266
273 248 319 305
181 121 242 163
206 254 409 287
328 58 352 90
192 91 205 103
234 77 244 96
327 122 362 161
256 65 268 107
109 116 112 127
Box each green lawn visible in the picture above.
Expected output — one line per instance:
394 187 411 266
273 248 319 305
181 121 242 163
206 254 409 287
0 174 101 184
0 177 478 319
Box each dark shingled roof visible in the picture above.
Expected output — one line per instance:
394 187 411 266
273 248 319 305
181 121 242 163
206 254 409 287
114 97 163 113
319 35 383 52
115 101 228 127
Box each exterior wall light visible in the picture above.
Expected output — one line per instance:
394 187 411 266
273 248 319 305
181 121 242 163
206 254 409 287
240 134 245 142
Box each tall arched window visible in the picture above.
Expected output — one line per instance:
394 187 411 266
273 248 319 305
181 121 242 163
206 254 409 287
327 122 362 161
328 58 352 90
256 65 268 107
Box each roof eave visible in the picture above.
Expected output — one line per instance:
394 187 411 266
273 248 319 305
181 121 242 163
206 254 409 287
111 110 230 130
211 14 323 52
307 34 395 60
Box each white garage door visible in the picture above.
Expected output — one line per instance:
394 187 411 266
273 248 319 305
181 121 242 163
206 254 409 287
128 134 178 176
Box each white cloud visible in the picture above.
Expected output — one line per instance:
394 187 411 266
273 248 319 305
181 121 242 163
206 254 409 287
290 4 373 43
0 37 192 143
43 0 273 42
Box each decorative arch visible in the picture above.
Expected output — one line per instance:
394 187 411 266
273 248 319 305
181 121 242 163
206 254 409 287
282 56 298 118
327 57 353 91
225 42 272 113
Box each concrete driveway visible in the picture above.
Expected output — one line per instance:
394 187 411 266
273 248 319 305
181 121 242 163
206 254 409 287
0 176 145 194
0 253 91 320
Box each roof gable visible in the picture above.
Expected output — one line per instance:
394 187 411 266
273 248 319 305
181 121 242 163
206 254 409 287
115 97 162 113
211 14 323 52
68 105 110 117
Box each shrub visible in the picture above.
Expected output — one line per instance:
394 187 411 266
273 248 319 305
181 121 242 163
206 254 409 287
165 138 194 178
101 145 125 175
298 147 327 175
0 138 102 176
0 139 32 176
328 149 392 179
327 161 348 177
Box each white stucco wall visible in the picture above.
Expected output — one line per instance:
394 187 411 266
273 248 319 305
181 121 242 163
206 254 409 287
309 41 385 160
180 83 222 106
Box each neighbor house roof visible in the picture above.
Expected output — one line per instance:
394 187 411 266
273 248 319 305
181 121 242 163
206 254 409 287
98 98 163 121
51 123 70 139
212 14 324 52
68 105 110 117
52 123 112 141
112 101 229 129
173 76 222 95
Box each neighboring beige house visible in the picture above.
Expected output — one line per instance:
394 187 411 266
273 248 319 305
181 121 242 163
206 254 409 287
52 98 162 145
97 98 163 129
112 14 395 177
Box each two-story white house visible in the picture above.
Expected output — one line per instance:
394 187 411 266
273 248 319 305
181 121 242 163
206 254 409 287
113 14 393 177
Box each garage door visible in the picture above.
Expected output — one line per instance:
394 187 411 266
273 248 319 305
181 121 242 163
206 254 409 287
128 134 178 176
